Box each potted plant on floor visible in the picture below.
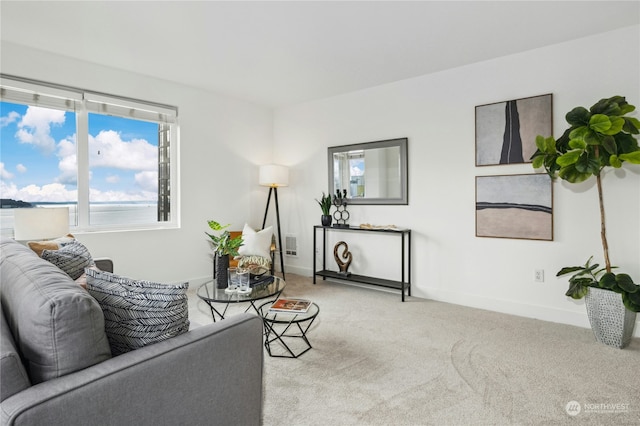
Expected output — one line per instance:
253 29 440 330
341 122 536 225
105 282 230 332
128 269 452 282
531 95 640 348
316 192 333 226
206 220 243 289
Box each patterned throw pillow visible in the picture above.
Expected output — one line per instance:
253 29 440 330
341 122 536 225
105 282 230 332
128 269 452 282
41 240 94 280
238 255 271 271
85 269 190 356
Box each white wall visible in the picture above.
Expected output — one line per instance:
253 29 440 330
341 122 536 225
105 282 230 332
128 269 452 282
273 26 640 335
1 41 274 284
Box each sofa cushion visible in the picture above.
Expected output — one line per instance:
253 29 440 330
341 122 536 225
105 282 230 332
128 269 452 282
85 269 190 355
42 240 94 280
0 238 112 384
0 306 31 402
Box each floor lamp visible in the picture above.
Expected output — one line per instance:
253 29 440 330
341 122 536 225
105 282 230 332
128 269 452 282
259 164 288 280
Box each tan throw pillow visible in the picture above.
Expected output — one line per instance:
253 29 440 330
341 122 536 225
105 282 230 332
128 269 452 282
27 234 75 257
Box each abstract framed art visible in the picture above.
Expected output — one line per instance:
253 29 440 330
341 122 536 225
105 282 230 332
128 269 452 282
476 173 553 241
475 93 552 166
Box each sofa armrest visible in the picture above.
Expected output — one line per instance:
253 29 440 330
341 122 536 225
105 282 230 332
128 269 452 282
93 258 113 273
0 313 264 426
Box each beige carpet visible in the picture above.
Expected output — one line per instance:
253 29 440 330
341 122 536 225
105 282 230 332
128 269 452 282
188 274 640 426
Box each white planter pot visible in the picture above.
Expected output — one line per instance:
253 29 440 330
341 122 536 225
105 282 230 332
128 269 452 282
585 287 637 348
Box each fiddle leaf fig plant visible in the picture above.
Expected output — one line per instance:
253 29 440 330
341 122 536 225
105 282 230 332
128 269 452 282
531 96 640 312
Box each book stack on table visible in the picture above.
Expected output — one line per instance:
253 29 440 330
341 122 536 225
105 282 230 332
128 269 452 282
269 298 312 313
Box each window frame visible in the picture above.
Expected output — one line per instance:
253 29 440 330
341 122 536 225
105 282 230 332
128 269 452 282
0 74 180 233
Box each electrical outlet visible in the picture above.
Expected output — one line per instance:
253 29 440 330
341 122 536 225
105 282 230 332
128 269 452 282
534 269 544 282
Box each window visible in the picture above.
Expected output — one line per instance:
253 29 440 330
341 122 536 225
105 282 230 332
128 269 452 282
0 75 178 237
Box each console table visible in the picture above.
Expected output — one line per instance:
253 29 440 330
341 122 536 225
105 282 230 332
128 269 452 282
312 225 411 301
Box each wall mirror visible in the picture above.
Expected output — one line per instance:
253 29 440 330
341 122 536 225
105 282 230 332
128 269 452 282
328 137 408 205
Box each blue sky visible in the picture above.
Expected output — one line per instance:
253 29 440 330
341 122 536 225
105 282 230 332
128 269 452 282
0 101 159 203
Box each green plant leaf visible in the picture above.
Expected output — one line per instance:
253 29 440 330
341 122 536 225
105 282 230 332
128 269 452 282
566 280 590 299
628 289 640 304
601 135 617 155
601 116 625 135
556 150 581 166
569 126 589 142
207 220 230 231
619 102 635 115
575 153 600 174
568 138 587 150
583 129 602 145
545 138 558 153
622 292 640 312
616 274 637 293
623 117 640 134
557 266 586 276
558 165 591 183
591 97 621 115
619 151 640 164
566 106 590 126
609 155 622 168
599 272 617 289
532 155 545 169
589 114 612 133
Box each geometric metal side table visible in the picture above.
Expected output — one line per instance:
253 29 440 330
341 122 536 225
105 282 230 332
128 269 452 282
257 301 319 358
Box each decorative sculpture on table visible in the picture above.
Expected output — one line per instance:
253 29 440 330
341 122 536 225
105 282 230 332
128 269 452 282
332 189 350 228
333 241 352 276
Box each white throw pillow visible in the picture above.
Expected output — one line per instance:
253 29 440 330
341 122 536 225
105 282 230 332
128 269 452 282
238 224 273 259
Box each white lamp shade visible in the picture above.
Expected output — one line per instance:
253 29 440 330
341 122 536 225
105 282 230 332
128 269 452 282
259 164 289 187
13 207 70 241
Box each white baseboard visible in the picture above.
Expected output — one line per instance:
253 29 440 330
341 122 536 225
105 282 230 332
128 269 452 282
290 265 640 338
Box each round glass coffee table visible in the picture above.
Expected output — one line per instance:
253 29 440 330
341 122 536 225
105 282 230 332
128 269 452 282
197 276 286 322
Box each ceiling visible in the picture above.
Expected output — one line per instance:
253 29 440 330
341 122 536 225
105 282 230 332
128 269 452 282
1 1 638 108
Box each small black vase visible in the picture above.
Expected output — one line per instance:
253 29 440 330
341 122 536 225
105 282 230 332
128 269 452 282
215 254 230 289
321 215 332 226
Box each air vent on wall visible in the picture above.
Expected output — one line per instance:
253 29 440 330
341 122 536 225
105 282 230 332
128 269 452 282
285 234 297 257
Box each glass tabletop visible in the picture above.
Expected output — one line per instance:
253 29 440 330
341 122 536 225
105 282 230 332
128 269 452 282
197 276 286 304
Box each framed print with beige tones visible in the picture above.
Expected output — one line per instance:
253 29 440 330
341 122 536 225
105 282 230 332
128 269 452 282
476 174 553 241
475 94 552 166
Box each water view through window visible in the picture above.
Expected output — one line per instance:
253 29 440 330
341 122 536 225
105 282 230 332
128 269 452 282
0 100 163 237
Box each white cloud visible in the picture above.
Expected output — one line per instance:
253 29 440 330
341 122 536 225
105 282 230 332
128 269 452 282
90 130 157 171
351 165 363 176
1 108 159 203
2 182 77 203
134 171 158 192
56 136 78 185
17 106 65 154
0 111 20 127
0 163 15 180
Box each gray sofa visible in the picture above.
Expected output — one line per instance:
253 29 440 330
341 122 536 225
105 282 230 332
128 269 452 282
0 238 264 426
